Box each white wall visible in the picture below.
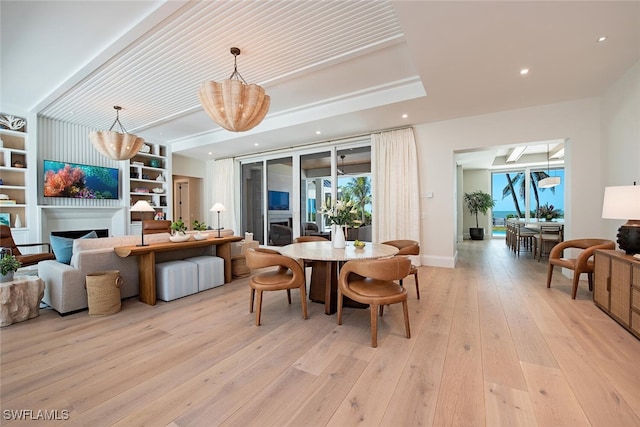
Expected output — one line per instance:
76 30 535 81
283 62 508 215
600 59 640 240
415 97 602 267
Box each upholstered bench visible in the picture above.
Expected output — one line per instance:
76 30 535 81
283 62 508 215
184 256 224 291
155 260 198 301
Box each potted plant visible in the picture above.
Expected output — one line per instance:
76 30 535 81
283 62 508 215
1 253 21 283
464 190 496 240
192 220 209 240
169 219 191 242
537 203 561 221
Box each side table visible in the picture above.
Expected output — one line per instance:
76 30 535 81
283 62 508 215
0 276 45 327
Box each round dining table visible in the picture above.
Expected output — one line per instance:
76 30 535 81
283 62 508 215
279 240 399 314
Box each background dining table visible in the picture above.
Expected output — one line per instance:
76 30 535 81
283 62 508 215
278 241 399 314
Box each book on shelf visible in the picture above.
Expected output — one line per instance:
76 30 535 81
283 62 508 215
0 200 17 205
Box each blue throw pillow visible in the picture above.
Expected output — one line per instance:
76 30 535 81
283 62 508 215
50 231 98 265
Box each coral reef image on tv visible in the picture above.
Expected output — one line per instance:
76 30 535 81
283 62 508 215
43 160 119 199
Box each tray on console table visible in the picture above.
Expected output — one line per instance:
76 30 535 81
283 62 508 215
115 235 243 305
593 249 640 340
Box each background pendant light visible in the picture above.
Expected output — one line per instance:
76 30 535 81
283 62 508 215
539 144 560 189
89 106 144 160
199 47 270 132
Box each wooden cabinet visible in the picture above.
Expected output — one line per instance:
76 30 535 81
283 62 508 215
594 249 640 339
127 142 172 232
0 126 29 230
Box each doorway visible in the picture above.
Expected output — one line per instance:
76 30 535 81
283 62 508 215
174 179 190 226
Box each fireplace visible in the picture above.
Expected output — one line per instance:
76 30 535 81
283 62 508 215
50 229 109 239
39 206 127 242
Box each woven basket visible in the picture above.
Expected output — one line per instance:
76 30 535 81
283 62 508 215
86 270 122 317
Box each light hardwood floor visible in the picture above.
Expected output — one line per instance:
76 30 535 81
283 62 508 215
2 238 640 426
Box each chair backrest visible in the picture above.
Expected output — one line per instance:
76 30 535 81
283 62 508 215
539 225 562 234
295 235 328 243
0 225 21 256
340 256 411 284
245 248 304 278
381 239 419 256
142 220 171 235
269 224 292 246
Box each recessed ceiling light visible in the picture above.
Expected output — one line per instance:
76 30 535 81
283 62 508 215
315 131 321 135
520 68 529 75
402 114 408 119
254 143 259 146
597 36 607 42
208 152 212 155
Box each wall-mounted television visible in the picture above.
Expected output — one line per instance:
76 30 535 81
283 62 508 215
43 160 119 199
268 190 289 210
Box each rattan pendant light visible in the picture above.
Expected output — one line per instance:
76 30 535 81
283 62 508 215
199 47 270 132
89 106 144 160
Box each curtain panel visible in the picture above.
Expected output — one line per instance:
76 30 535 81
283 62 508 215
213 158 238 234
372 128 421 258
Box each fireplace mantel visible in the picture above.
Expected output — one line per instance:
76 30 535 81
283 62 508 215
39 206 128 240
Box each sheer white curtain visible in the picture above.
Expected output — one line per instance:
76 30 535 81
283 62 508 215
213 158 237 233
372 128 420 249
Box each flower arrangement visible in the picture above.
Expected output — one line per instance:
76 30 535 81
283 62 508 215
538 203 561 220
319 198 358 226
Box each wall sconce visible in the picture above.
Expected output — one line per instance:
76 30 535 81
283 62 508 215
602 184 640 254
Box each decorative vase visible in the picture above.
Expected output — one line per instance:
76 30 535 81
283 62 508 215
332 224 346 249
14 214 22 228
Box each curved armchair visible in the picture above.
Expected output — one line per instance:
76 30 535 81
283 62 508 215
338 257 411 347
0 225 55 267
381 240 420 299
245 248 307 326
547 238 615 299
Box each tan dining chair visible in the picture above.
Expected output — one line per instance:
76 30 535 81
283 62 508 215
381 240 420 299
245 247 308 326
546 238 615 299
534 224 563 261
337 256 411 347
513 223 537 256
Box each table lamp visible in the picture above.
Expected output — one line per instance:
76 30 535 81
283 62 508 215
602 183 640 254
210 202 226 238
131 200 156 246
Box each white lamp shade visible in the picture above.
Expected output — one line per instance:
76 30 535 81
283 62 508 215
539 176 561 189
602 186 640 220
210 203 226 212
131 200 155 212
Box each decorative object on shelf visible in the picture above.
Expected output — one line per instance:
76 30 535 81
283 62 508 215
152 188 164 194
198 47 270 132
210 203 226 238
154 212 166 221
0 114 26 131
89 106 144 160
156 174 164 182
0 213 9 226
0 194 8 200
12 160 24 168
139 144 151 154
602 183 640 254
0 179 3 185
131 200 155 246
463 190 496 240
133 187 149 193
539 144 561 189
193 220 209 240
149 158 161 168
0 250 21 283
14 213 22 228
132 161 144 166
130 171 139 179
142 174 150 180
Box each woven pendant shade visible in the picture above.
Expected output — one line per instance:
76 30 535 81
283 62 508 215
198 47 270 132
89 106 144 160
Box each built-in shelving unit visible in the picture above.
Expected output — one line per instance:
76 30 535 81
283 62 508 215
0 125 29 230
127 142 172 232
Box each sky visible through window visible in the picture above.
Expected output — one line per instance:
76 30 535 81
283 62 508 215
492 169 565 218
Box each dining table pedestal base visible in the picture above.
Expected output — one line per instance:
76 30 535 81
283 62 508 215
307 260 367 314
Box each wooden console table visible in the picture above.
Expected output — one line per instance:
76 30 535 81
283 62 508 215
115 235 242 305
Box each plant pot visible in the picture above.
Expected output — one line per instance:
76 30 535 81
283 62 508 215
0 271 14 283
469 228 485 240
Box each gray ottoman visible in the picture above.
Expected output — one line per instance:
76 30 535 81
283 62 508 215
185 256 224 291
155 260 198 301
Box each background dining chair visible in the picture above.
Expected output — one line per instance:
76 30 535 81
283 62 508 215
245 247 308 326
337 256 411 347
513 224 537 256
534 224 563 261
0 225 55 267
381 240 420 299
546 238 615 299
142 220 171 235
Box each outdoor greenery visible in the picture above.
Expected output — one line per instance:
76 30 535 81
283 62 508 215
501 171 557 218
341 177 372 225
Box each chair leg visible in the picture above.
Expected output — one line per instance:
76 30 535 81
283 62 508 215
402 300 411 339
337 288 344 325
571 273 580 300
414 272 420 300
370 304 378 348
286 289 292 305
379 305 384 316
299 285 308 320
255 290 263 326
546 264 554 288
588 273 593 291
249 288 255 313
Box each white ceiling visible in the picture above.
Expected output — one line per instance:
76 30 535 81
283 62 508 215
1 1 638 165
